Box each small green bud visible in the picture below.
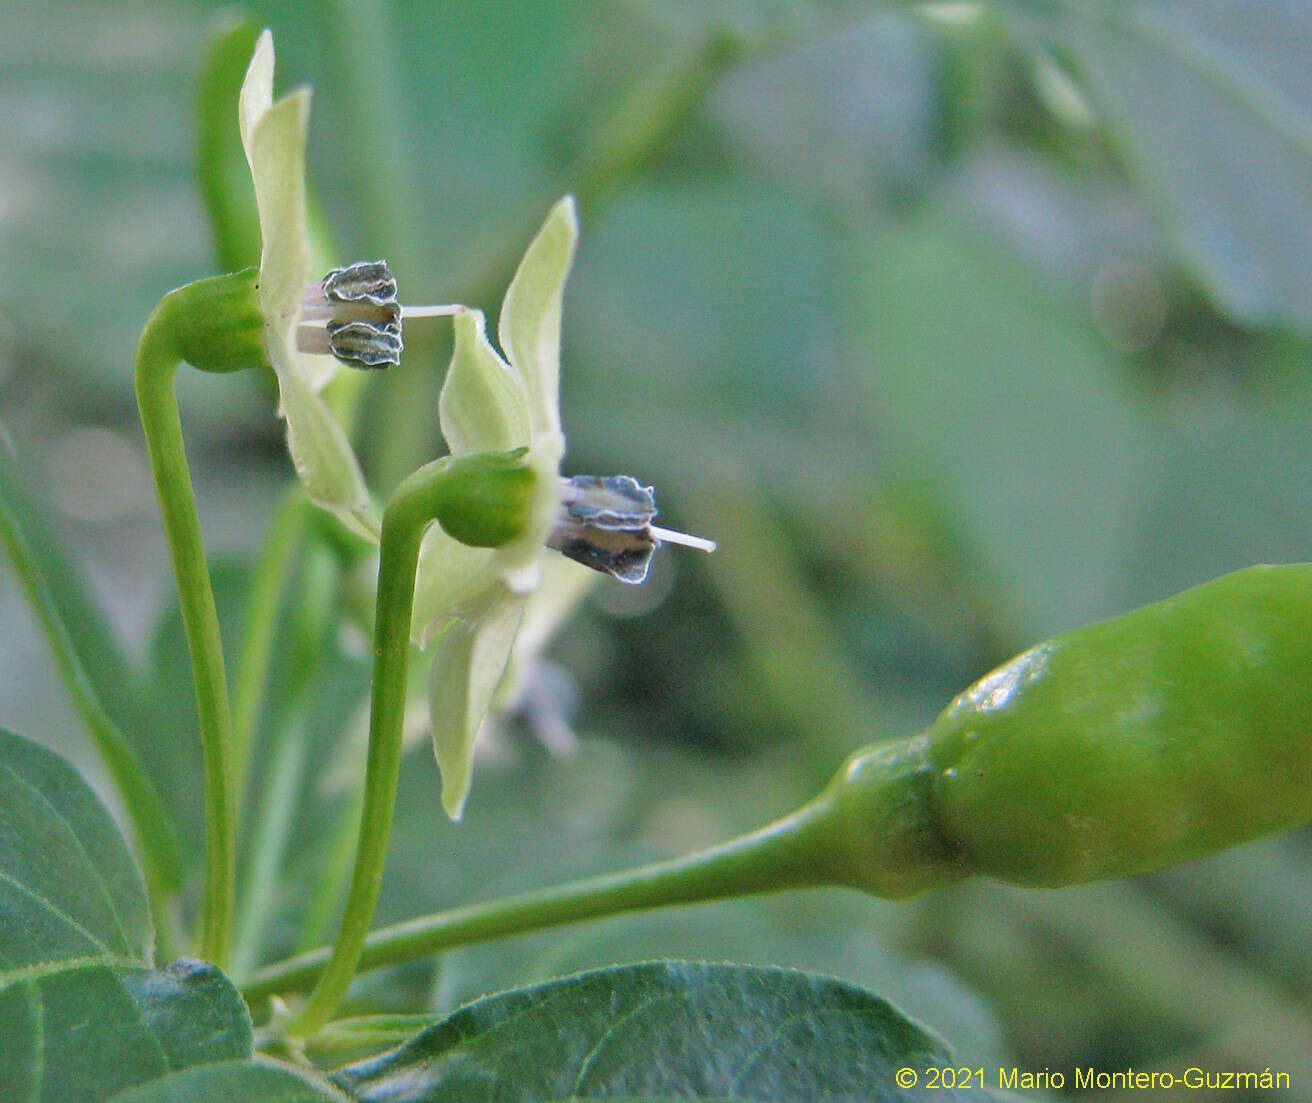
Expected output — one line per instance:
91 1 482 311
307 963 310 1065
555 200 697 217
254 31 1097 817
433 449 535 548
159 268 269 374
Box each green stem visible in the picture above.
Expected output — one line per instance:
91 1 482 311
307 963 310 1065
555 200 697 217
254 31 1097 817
243 793 838 1004
282 450 533 1035
280 458 465 1034
244 731 952 1007
231 489 310 803
0 468 185 955
134 269 265 966
295 786 364 954
231 542 338 979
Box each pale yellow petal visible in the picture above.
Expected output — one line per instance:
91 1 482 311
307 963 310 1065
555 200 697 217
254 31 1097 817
438 309 530 456
276 365 379 540
493 551 596 711
237 29 274 161
429 591 526 820
410 523 500 646
498 195 577 443
247 87 312 327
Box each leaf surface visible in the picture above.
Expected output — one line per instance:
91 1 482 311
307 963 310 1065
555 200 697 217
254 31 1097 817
0 727 338 1102
334 961 983 1103
0 725 150 965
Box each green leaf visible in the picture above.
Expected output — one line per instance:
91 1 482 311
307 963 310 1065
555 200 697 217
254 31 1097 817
118 958 252 1069
108 1059 342 1103
842 204 1152 640
333 961 978 1102
1009 0 1312 328
0 962 246 1103
0 725 150 964
196 18 263 272
0 727 337 1101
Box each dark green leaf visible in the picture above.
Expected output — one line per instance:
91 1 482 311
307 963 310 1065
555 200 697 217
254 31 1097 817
0 727 313 1101
0 724 150 964
108 1059 342 1103
119 958 252 1069
334 961 981 1103
2 961 251 1103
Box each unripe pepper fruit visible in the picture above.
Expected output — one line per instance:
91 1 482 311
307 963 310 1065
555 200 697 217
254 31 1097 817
822 564 1312 893
239 565 1312 1001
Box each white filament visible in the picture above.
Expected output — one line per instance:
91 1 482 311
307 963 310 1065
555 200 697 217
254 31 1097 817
400 304 466 318
648 524 717 552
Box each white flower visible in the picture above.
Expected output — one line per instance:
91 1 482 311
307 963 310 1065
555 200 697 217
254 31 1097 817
238 31 382 539
238 33 713 819
411 197 587 819
412 197 714 818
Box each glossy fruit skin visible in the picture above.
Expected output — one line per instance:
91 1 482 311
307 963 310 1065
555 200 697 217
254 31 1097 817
924 564 1312 886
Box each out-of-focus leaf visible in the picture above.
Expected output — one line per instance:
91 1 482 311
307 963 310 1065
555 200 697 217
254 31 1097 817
0 724 150 964
842 204 1152 640
1123 386 1312 603
0 456 146 737
1008 0 1312 328
569 185 843 478
197 18 263 272
1147 835 1312 994
710 10 941 207
0 2 210 389
334 961 982 1103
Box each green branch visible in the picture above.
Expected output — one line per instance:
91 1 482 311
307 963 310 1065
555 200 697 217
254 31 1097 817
242 794 837 1003
134 268 266 966
283 451 533 1037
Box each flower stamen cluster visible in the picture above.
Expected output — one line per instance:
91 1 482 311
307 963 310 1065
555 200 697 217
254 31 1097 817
296 261 403 368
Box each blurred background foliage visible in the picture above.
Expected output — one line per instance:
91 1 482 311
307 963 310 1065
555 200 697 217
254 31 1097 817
2 0 1311 1093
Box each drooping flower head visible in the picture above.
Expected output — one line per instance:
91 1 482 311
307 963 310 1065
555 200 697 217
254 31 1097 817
238 32 410 539
237 32 712 820
413 197 713 818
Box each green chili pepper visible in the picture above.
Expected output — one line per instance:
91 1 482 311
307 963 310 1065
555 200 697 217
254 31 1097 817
828 563 1312 893
243 563 1312 1003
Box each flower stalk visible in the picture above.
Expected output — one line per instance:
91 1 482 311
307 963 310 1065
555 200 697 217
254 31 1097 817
283 450 534 1037
134 268 269 966
242 784 846 1004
